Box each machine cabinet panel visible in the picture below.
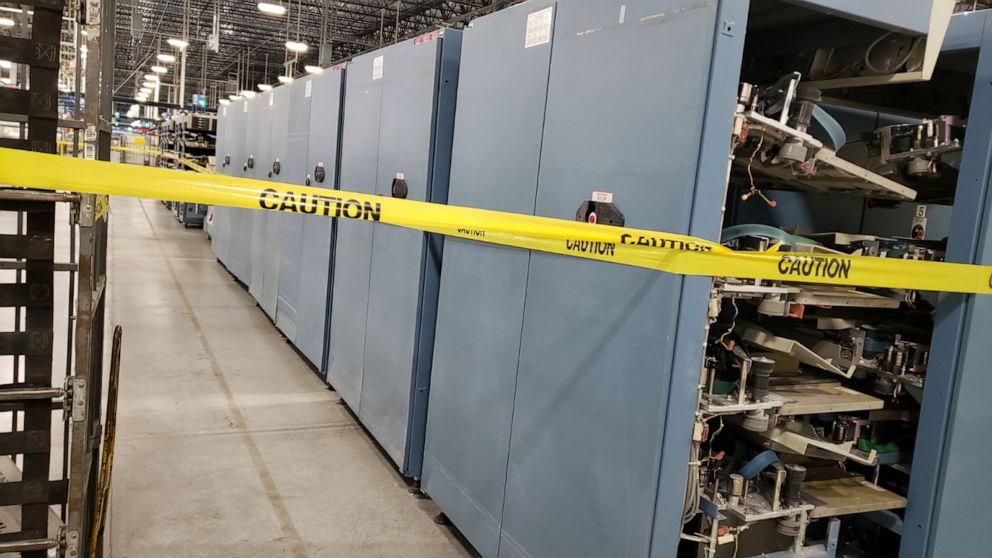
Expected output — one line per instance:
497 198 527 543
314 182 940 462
275 76 315 344
422 3 555 555
326 32 461 476
249 88 283 319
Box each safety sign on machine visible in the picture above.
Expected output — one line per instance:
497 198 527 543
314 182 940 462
1 147 991 295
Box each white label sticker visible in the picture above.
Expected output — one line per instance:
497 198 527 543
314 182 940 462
395 172 405 180
305 80 312 98
372 56 384 80
592 191 614 203
525 7 553 48
84 144 95 160
916 205 927 218
619 5 627 24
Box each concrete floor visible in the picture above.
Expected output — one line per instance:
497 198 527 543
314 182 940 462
106 197 474 557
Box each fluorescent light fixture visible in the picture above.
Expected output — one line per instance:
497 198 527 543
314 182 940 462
219 99 231 105
151 65 168 74
304 65 322 74
285 40 308 53
135 96 147 102
156 53 176 63
139 87 152 95
277 75 293 84
81 29 88 36
228 94 241 100
0 17 15 27
257 2 287 16
80 45 88 54
142 81 158 88
144 74 159 82
0 60 10 69
257 83 273 92
167 38 189 50
240 90 256 99
0 7 23 13
1 77 12 85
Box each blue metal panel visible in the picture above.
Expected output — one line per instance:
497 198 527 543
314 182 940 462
422 3 554 555
782 0 933 34
249 88 283 318
945 10 988 51
211 104 232 264
903 11 992 558
497 2 720 556
296 69 345 369
326 53 381 409
275 77 315 343
228 99 254 286
650 1 748 555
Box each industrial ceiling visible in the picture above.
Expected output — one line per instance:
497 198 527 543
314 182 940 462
114 0 508 101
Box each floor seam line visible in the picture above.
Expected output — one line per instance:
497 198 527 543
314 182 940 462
136 199 311 558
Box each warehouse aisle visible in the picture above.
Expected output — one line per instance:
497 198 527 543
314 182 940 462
104 197 473 557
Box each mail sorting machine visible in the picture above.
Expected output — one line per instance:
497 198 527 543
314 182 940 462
324 29 461 477
213 72 344 368
422 1 991 557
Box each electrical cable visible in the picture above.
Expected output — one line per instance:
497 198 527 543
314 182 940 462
718 298 739 350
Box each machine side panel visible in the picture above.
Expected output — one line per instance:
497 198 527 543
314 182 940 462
275 76 315 343
229 99 254 285
422 4 554 555
326 55 381 409
298 69 345 369
498 2 718 556
211 105 231 264
359 38 446 470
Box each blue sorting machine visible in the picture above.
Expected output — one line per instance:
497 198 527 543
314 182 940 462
324 29 461 477
208 2 992 556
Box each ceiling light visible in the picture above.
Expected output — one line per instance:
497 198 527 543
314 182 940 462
139 87 152 95
0 7 23 13
257 83 273 92
304 65 322 74
135 96 147 102
144 74 159 81
277 75 293 84
0 60 10 69
80 45 88 54
1 77 12 85
142 81 158 88
228 94 241 100
0 17 15 27
257 2 287 16
151 65 168 74
219 99 231 105
167 38 189 50
285 41 308 53
240 90 256 99
156 53 176 63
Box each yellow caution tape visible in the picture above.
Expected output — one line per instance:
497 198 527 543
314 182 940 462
1 147 990 295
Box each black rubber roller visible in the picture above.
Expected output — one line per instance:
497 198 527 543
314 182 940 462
749 356 775 402
784 463 807 507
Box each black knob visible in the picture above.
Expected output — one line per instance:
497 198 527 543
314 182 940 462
391 178 408 199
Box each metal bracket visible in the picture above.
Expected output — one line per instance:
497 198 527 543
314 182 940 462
66 529 79 558
71 378 87 422
78 194 96 227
